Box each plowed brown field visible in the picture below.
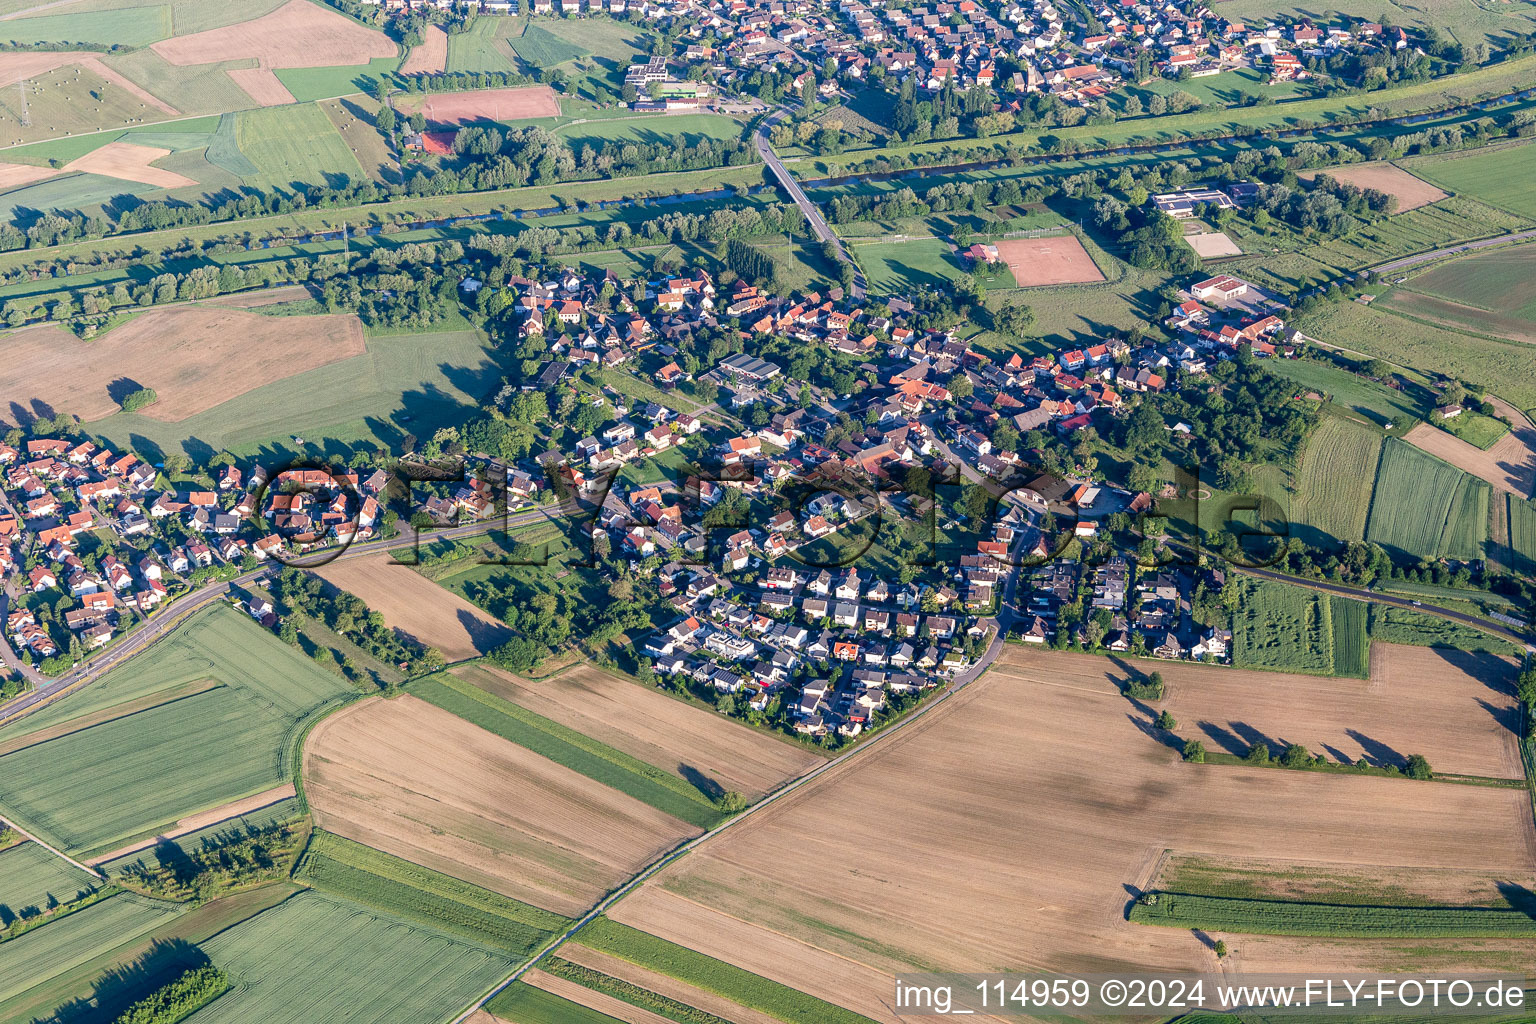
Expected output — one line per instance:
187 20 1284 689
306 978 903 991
0 307 366 426
452 663 822 799
317 554 513 662
151 0 397 68
304 694 697 916
610 647 1536 1018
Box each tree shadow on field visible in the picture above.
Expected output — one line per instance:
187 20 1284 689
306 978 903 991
51 938 211 1024
1496 882 1536 920
1344 729 1403 769
458 607 513 652
1127 711 1183 753
106 377 145 407
678 764 725 802
128 433 165 467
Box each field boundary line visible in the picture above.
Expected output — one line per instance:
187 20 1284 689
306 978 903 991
445 640 1005 1023
3 817 101 877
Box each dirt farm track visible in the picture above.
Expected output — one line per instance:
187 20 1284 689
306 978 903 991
610 647 1536 1022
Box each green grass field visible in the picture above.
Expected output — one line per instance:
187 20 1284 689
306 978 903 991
0 842 100 919
574 917 880 1024
510 23 587 67
1507 495 1536 577
488 982 626 1024
0 893 183 1004
1367 604 1523 657
1298 300 1536 418
0 172 156 223
0 606 352 859
1230 577 1338 675
186 891 512 1024
448 17 519 74
553 113 743 150
275 58 403 103
1440 475 1491 561
540 955 739 1024
1437 410 1512 449
0 5 172 46
93 325 500 461
1267 359 1430 428
1289 415 1383 548
1330 597 1371 679
1410 142 1536 219
852 236 967 294
1401 243 1536 319
1131 892 1536 938
236 103 364 192
1365 440 1480 562
410 672 725 828
296 830 570 958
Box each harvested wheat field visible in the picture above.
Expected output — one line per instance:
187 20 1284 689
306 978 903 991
0 307 366 426
558 943 784 1024
86 782 296 866
1301 162 1448 212
226 65 296 107
1158 642 1524 779
152 0 397 68
610 886 906 1023
0 51 175 112
63 141 196 188
453 663 822 799
403 86 561 126
994 235 1104 286
401 24 449 75
0 161 57 189
1405 406 1536 499
1186 231 1241 257
524 968 675 1024
612 647 1536 1016
317 553 513 662
304 694 697 916
203 285 312 308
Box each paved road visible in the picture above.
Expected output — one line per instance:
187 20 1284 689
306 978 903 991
0 502 578 726
754 107 866 301
1371 227 1536 274
1237 565 1532 652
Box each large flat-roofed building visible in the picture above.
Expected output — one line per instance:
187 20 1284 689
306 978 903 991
718 353 782 383
1152 187 1238 218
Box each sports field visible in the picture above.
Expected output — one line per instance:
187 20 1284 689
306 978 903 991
1410 142 1536 219
1288 415 1383 547
0 306 367 427
186 890 513 1024
854 236 966 293
0 606 351 859
995 235 1104 286
1365 440 1487 561
398 85 561 126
